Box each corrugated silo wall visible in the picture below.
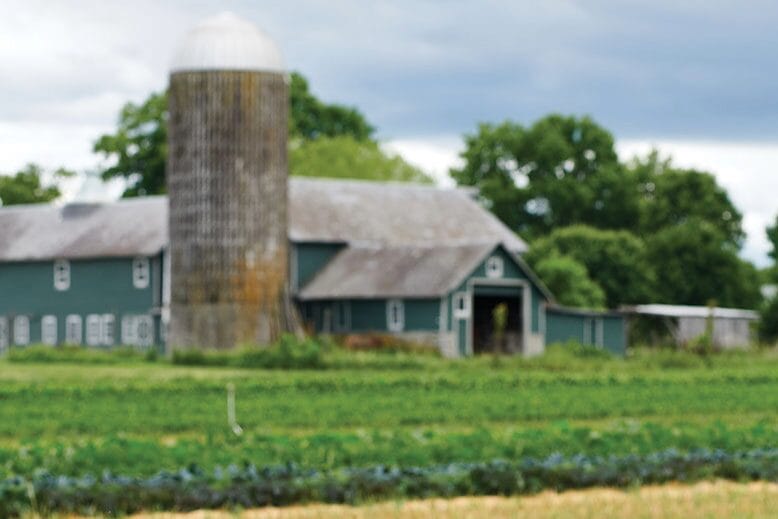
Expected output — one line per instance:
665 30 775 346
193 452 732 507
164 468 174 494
167 70 293 349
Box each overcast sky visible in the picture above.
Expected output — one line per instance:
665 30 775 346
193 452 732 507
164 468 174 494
1 0 777 265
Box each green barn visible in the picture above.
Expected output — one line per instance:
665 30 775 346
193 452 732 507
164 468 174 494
0 177 625 356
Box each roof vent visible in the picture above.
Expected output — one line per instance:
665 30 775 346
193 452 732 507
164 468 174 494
61 203 101 219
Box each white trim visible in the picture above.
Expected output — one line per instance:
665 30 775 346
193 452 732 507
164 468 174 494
65 315 82 344
464 278 531 356
132 257 150 289
41 315 57 345
485 256 504 278
53 259 70 291
13 315 30 345
596 318 604 348
387 299 405 332
453 291 471 319
0 316 8 351
162 248 171 307
439 296 448 334
101 314 115 346
86 314 102 346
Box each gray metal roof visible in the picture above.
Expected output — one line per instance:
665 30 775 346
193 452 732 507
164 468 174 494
0 197 168 261
289 178 527 252
0 178 527 262
622 304 759 320
298 243 496 299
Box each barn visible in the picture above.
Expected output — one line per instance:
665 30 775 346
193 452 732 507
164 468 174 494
0 177 625 356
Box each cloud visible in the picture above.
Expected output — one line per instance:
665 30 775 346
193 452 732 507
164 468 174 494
1 0 776 264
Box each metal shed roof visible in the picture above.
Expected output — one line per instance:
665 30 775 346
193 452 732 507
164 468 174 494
0 178 527 262
298 243 497 299
622 304 759 320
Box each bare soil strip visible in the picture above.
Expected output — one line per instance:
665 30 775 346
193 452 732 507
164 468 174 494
126 480 778 519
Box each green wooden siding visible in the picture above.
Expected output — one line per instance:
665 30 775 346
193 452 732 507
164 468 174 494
545 307 626 356
294 242 345 290
0 256 161 346
301 298 439 334
602 315 627 356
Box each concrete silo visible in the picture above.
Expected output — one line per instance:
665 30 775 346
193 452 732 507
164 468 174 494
167 12 295 349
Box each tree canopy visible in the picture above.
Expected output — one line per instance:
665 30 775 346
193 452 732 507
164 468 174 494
628 151 744 247
290 136 431 183
0 164 69 206
94 72 407 197
525 225 654 308
646 219 761 309
289 73 375 142
532 252 606 309
452 115 759 311
450 115 634 240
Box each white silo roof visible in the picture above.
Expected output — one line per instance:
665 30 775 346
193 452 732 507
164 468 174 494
170 12 284 73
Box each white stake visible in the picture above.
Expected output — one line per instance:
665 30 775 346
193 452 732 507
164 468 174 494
227 382 243 436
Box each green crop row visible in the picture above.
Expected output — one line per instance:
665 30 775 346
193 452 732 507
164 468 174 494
3 449 778 517
1 421 777 479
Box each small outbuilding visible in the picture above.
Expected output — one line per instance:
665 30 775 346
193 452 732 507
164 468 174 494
621 304 758 349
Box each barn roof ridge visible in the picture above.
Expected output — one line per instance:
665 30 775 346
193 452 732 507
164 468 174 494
0 177 527 262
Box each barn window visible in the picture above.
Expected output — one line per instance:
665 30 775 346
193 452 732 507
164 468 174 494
54 259 70 291
122 315 154 346
0 317 8 351
132 257 150 289
453 292 470 319
65 315 82 344
387 299 405 332
136 316 153 346
13 316 30 345
41 315 57 345
102 314 115 346
485 256 504 278
86 315 102 346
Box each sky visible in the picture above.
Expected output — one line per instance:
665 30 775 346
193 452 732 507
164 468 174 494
1 0 776 265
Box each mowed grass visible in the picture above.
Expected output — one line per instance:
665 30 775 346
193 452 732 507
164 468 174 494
2 348 778 478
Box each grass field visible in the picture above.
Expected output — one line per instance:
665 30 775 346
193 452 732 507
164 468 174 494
2 346 778 481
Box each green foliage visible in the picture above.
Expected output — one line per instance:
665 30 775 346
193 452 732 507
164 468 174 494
7 344 152 364
94 91 168 197
2 448 778 516
629 151 744 247
759 296 778 344
171 334 323 369
451 119 759 312
0 163 63 206
289 72 375 141
532 252 606 309
290 136 432 183
94 73 382 197
0 348 777 516
646 219 762 308
526 225 654 308
450 115 635 239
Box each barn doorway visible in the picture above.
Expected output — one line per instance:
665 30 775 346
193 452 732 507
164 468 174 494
472 291 522 354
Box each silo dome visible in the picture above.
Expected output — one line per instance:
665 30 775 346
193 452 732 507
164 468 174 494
170 12 284 73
